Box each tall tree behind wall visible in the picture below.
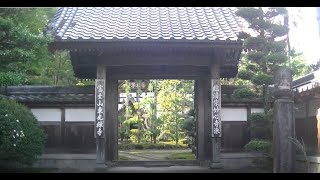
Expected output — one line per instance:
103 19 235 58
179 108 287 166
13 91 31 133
0 8 78 86
0 8 49 87
235 7 289 113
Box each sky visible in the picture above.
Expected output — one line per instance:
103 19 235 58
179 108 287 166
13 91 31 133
288 7 320 65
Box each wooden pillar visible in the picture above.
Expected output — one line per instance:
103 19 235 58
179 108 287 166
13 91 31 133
193 80 198 157
60 105 66 149
95 66 106 164
273 67 295 173
315 101 320 152
317 111 320 152
246 106 251 143
204 78 212 159
209 62 222 169
195 78 206 162
105 77 118 163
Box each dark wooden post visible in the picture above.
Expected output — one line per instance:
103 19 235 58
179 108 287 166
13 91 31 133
273 67 295 173
105 76 118 164
193 80 198 157
60 105 66 149
209 62 222 169
317 107 320 152
204 78 213 160
246 106 251 143
95 66 106 164
195 78 206 163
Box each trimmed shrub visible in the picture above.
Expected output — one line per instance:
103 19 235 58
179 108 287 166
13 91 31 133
232 87 255 99
249 113 266 122
252 74 273 85
237 70 254 80
244 139 272 154
249 112 272 140
0 97 46 166
245 139 273 170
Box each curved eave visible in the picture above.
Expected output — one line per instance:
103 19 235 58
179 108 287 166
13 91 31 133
49 38 243 52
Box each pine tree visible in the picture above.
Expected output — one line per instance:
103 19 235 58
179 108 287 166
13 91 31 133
235 7 289 113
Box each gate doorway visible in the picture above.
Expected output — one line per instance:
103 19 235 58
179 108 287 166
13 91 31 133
94 64 229 167
117 79 196 163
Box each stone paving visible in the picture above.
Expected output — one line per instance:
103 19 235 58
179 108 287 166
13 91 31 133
119 149 192 161
56 166 270 173
28 150 271 173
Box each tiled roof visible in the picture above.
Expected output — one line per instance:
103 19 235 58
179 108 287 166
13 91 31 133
1 85 262 105
2 86 95 104
7 94 94 104
48 7 246 42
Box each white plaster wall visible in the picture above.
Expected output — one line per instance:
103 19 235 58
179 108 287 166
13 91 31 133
251 108 264 114
65 108 95 122
31 108 61 122
119 104 126 111
221 108 247 121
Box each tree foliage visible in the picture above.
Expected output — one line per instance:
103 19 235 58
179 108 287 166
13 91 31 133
290 51 311 79
232 87 255 99
0 8 78 87
235 7 290 113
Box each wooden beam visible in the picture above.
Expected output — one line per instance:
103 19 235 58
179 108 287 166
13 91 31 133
73 64 238 79
106 66 210 80
76 52 239 67
96 54 211 66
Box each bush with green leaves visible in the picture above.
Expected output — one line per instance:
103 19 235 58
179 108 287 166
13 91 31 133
237 70 254 80
245 139 272 154
251 74 273 86
232 87 255 99
249 113 266 122
181 109 196 151
0 97 46 166
181 117 194 136
249 113 272 140
245 139 273 170
0 72 26 87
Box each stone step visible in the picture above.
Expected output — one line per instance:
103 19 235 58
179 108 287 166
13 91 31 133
114 160 199 167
